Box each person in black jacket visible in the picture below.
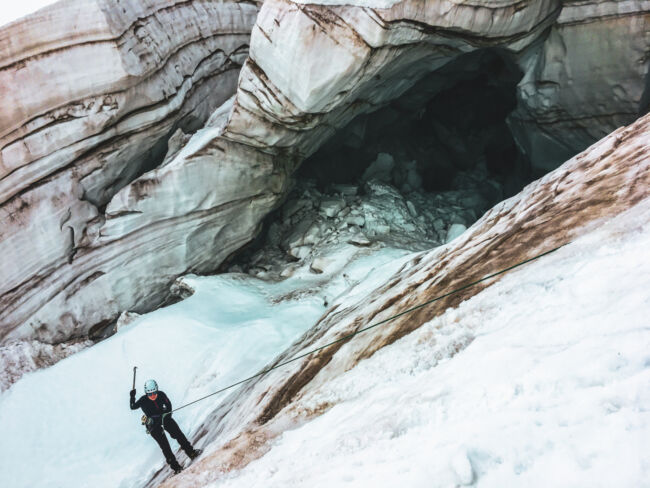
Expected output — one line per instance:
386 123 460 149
130 379 201 473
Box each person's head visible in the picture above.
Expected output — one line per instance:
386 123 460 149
144 379 158 400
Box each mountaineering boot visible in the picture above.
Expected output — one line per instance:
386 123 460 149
188 448 203 460
169 460 183 474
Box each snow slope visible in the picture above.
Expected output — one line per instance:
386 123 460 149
0 246 410 488
204 200 650 487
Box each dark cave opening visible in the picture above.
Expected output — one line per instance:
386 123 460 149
298 48 528 198
230 49 539 277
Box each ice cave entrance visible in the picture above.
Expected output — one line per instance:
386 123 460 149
233 49 539 276
299 48 527 199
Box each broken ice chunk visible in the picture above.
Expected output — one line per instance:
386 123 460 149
445 223 467 243
320 198 346 218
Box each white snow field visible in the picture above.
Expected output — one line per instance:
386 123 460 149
0 245 410 488
207 200 650 488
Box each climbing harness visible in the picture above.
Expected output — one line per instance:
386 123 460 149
154 244 565 420
141 415 153 434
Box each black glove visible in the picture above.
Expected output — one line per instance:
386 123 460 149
130 389 136 398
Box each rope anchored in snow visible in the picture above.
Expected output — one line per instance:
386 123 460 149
156 244 565 419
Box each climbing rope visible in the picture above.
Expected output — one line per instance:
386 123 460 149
157 244 565 419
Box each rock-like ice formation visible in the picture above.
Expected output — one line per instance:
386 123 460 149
1 0 647 344
0 0 259 342
218 0 649 294
510 0 650 173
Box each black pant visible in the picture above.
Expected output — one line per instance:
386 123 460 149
149 417 193 466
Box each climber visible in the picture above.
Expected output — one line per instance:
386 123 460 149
130 379 202 474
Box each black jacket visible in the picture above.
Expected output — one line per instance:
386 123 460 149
130 390 173 428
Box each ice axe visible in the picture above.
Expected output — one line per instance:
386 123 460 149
132 366 137 391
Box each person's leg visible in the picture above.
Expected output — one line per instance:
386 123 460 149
163 417 195 456
150 426 182 471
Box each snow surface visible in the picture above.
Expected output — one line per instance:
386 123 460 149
206 201 650 487
0 1 60 27
0 246 410 488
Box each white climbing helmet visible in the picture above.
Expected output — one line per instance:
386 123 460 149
144 379 158 394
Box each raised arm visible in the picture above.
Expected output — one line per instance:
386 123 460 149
129 389 141 410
